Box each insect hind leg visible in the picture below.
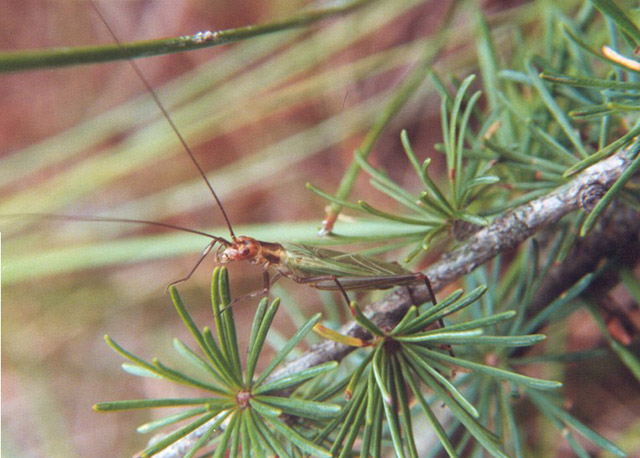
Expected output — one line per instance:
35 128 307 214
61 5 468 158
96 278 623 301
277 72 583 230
287 273 352 308
331 276 352 309
415 272 436 306
409 272 455 360
322 276 359 319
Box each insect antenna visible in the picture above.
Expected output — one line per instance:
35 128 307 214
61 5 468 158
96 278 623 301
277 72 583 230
15 213 231 246
89 1 238 242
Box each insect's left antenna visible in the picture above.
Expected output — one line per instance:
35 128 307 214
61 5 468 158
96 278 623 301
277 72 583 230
13 213 231 246
89 1 238 242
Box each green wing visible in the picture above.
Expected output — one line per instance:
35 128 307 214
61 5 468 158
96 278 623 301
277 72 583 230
282 243 409 278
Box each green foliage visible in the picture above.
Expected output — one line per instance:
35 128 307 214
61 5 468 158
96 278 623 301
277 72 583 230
312 287 560 458
95 268 339 457
307 0 640 266
0 0 375 71
98 267 562 457
455 249 629 458
2 1 639 457
308 72 503 260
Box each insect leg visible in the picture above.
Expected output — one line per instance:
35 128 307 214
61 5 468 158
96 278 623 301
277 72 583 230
220 269 284 312
414 273 436 306
405 286 418 306
266 270 283 289
411 272 455 359
331 277 352 309
404 273 445 328
285 273 351 306
166 240 217 291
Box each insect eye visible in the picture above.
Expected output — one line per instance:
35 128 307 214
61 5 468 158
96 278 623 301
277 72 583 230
240 248 250 256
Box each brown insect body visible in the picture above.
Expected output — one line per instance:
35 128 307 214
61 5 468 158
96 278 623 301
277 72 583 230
219 236 286 267
85 2 441 312
217 236 428 297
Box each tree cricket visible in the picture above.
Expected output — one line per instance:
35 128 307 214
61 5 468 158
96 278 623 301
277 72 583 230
62 2 445 317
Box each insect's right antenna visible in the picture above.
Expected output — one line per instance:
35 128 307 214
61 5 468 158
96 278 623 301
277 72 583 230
14 213 231 246
88 1 238 242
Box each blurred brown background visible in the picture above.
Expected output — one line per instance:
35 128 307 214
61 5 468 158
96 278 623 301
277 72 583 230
6 1 633 457
1 1 457 456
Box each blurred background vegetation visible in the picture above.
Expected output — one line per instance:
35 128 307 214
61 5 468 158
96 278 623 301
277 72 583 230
1 0 639 457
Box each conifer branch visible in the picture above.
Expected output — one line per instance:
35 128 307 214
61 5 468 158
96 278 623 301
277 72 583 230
273 149 635 381
160 148 636 457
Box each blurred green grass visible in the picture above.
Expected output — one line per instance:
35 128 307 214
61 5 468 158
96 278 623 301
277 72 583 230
0 1 546 456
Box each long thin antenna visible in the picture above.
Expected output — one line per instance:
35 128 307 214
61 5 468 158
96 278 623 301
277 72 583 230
19 213 231 245
89 1 237 241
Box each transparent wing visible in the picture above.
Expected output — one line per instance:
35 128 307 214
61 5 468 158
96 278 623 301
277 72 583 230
282 243 409 279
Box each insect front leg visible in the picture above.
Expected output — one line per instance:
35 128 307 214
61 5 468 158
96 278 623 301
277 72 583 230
166 240 217 292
